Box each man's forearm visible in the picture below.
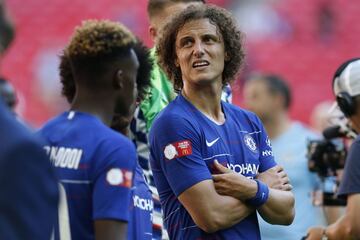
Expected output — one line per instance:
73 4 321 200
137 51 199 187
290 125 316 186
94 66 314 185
258 188 295 225
326 194 360 240
179 180 255 233
211 196 254 231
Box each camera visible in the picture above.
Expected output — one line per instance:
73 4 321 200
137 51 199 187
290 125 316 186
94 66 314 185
307 125 350 206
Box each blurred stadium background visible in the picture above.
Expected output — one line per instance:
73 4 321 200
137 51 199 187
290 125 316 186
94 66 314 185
1 0 359 127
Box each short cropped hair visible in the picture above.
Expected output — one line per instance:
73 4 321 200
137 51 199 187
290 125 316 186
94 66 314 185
60 39 152 104
65 20 136 87
0 2 15 53
156 4 245 91
147 0 205 20
248 74 292 110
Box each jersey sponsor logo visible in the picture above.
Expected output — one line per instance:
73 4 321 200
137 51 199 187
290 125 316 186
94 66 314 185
206 137 220 147
133 195 154 211
227 163 259 175
265 137 272 148
44 146 83 169
164 140 192 160
244 134 257 152
106 168 133 188
262 150 273 157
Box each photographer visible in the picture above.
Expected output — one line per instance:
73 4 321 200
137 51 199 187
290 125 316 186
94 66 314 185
306 58 360 240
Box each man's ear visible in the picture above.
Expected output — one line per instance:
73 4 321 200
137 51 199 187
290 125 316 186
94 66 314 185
114 69 123 89
149 26 157 42
175 58 180 67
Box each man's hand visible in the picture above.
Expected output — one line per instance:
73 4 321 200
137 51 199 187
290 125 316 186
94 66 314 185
257 165 292 191
305 227 325 240
212 160 257 200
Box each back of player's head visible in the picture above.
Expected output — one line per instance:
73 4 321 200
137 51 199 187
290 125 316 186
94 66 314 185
156 4 245 92
60 38 152 104
132 40 152 102
332 58 360 117
147 0 205 20
64 20 136 88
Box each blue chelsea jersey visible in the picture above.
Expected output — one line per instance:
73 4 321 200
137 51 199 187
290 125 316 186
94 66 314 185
128 164 154 240
38 111 136 240
149 95 276 240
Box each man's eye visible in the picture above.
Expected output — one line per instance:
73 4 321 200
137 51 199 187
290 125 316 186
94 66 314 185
180 39 193 48
204 36 219 44
182 40 192 47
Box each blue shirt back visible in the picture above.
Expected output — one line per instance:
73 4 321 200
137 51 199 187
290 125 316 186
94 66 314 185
149 95 276 240
38 111 136 240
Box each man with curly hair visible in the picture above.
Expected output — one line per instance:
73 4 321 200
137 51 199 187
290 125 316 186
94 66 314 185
38 20 140 240
149 5 295 239
133 1 219 238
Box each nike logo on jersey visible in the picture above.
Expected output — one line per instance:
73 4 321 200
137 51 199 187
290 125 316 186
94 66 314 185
206 137 220 147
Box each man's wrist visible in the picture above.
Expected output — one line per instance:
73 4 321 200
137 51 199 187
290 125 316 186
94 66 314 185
246 179 258 199
246 179 269 207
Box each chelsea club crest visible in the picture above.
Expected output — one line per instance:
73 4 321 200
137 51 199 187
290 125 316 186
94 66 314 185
244 134 257 152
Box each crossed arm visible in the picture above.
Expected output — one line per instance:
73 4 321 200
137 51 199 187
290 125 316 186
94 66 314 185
177 162 295 233
178 179 255 233
212 162 295 225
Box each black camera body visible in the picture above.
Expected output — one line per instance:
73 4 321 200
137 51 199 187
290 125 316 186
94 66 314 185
306 125 349 206
307 139 346 177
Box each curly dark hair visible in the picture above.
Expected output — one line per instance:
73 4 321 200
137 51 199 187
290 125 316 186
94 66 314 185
59 52 74 103
133 39 152 102
64 20 137 88
59 38 152 104
156 4 245 91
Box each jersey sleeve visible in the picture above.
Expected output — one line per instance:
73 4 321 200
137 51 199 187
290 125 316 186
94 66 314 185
338 138 360 197
91 138 137 221
253 114 277 172
150 114 212 197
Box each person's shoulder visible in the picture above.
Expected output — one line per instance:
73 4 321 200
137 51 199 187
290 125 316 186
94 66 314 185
93 122 135 152
152 99 193 129
0 106 45 155
291 121 319 139
349 135 360 152
39 112 67 132
224 102 260 122
354 134 360 143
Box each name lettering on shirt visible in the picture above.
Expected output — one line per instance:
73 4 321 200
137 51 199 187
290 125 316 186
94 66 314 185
227 163 259 176
133 195 154 211
44 146 83 169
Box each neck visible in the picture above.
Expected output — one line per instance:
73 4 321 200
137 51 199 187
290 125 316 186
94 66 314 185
71 90 115 126
262 111 291 139
182 80 224 123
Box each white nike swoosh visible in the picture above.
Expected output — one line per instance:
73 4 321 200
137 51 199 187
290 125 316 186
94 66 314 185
206 137 220 147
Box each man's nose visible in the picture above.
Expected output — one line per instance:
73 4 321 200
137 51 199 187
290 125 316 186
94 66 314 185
193 42 205 58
